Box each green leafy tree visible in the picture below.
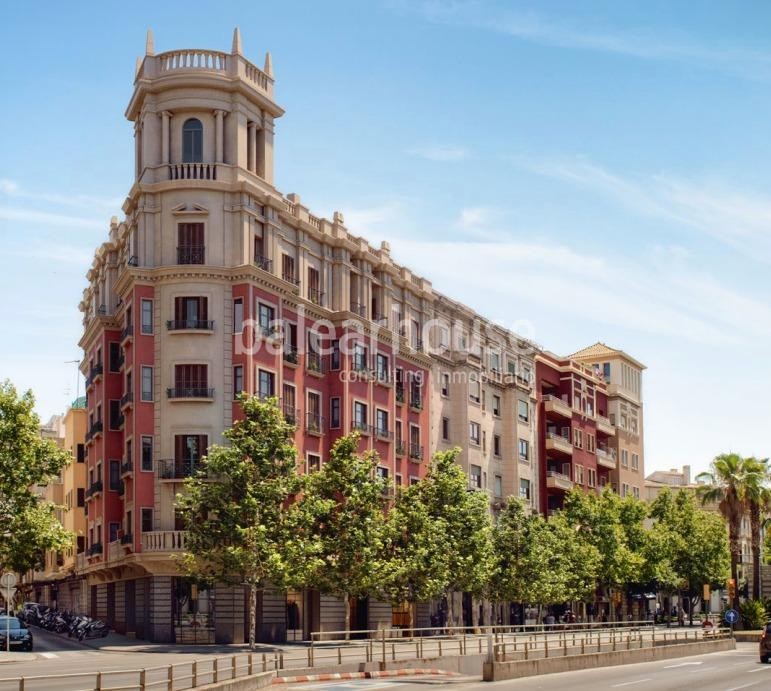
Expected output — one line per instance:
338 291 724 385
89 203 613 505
648 489 730 625
490 500 597 612
697 453 765 608
0 381 72 573
420 448 494 627
178 395 317 649
303 433 387 638
378 481 449 628
562 487 645 618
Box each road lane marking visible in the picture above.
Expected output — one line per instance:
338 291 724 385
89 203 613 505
611 680 652 687
747 666 771 673
725 682 759 690
39 652 58 658
664 661 703 668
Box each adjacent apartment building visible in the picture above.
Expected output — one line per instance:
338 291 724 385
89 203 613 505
25 399 88 610
73 31 645 643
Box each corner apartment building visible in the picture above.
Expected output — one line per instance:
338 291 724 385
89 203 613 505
26 399 87 610
76 31 645 642
78 30 433 644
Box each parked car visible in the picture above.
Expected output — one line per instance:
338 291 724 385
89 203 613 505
760 621 771 663
0 616 33 652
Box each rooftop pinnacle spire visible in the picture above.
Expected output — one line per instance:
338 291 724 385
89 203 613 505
264 51 273 78
145 28 154 56
232 27 242 54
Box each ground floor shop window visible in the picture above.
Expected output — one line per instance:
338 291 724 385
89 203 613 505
173 578 214 644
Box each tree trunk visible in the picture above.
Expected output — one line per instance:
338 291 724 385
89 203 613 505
750 502 761 600
729 522 741 611
445 589 454 632
406 602 413 631
344 592 351 641
248 583 257 651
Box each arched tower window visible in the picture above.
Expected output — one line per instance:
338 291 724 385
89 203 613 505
182 118 203 163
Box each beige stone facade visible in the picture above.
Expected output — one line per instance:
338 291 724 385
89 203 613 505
571 343 645 499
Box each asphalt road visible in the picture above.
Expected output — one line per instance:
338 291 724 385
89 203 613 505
285 643 769 691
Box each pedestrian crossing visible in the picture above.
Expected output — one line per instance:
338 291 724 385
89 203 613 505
38 650 105 658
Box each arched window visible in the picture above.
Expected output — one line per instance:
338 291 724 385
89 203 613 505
182 118 203 163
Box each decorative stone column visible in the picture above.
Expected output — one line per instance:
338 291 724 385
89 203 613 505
161 111 171 164
214 110 225 163
247 121 258 174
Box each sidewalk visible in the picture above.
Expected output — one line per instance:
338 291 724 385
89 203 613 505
0 651 34 664
39 626 302 655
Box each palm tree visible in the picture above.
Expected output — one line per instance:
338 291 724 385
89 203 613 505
744 457 771 600
696 453 753 610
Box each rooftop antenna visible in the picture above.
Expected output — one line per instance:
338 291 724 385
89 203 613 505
64 360 81 405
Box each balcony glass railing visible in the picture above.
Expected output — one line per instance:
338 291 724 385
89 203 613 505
305 412 325 435
158 459 200 480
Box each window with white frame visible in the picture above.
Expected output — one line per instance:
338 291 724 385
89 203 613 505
519 478 531 500
494 475 503 498
141 366 153 401
140 299 153 335
469 464 482 489
469 422 481 445
257 369 275 399
441 373 450 397
518 438 529 460
492 394 501 417
518 399 529 423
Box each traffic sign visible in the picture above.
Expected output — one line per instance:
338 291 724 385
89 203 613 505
0 573 16 589
724 608 739 625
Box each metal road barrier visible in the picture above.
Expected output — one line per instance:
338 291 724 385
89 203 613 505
0 652 271 691
491 626 733 662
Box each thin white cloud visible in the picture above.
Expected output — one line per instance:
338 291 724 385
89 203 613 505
2 241 93 264
0 206 104 230
407 145 468 162
516 155 771 258
0 177 122 213
411 1 771 79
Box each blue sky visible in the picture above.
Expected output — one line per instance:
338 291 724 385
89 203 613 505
1 0 770 476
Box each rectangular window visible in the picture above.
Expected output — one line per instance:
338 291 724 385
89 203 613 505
109 342 122 372
469 422 481 445
489 351 501 372
492 395 501 417
282 254 296 283
573 429 583 449
141 436 153 471
395 420 403 447
109 399 121 430
174 364 208 395
233 365 244 399
376 409 389 436
178 223 204 264
518 438 529 460
631 453 639 470
588 468 597 488
353 401 368 428
109 522 120 543
376 466 390 480
307 391 321 423
574 465 584 484
141 366 153 401
307 454 321 473
174 296 208 328
141 299 153 335
440 373 450 397
518 399 529 423
76 443 85 463
469 464 482 489
375 353 389 381
258 303 275 336
519 478 531 500
353 343 368 371
469 380 480 403
174 434 207 476
331 340 341 370
307 266 321 304
77 488 85 507
330 397 341 428
493 434 501 457
258 369 275 399
109 460 121 491
233 298 244 333
602 362 611 383
621 449 629 467
633 486 640 499
494 475 503 498
141 508 153 533
441 417 450 441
